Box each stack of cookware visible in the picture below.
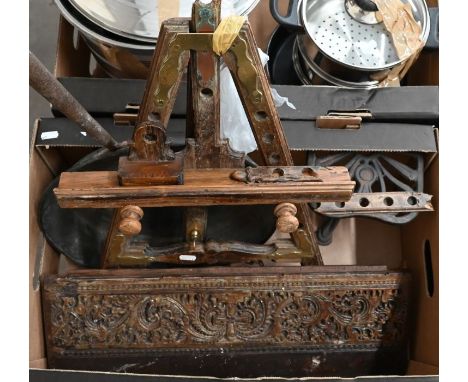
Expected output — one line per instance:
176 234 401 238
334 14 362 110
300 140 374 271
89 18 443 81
269 0 437 88
55 0 260 78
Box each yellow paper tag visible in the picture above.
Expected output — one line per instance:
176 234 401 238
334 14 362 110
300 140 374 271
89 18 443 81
212 15 246 56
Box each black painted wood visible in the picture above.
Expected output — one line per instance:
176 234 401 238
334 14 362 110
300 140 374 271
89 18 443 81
36 117 437 153
55 78 439 123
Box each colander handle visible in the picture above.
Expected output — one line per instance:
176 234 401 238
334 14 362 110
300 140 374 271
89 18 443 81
424 7 439 50
269 0 303 30
354 0 378 12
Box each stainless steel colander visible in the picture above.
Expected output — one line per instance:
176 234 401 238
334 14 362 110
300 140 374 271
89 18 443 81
271 0 430 88
302 0 402 70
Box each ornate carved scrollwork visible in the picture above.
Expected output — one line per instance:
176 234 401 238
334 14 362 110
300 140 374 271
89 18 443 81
44 271 408 353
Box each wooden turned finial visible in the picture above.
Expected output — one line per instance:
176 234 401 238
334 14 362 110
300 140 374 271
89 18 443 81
274 203 299 233
118 206 144 236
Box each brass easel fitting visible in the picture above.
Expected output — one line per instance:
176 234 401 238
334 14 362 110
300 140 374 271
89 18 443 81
189 229 200 250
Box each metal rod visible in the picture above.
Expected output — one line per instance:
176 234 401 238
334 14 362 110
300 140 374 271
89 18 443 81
29 51 119 151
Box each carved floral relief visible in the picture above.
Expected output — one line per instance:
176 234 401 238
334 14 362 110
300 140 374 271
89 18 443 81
45 276 408 352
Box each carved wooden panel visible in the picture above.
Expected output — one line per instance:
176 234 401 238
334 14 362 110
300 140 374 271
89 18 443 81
43 267 409 376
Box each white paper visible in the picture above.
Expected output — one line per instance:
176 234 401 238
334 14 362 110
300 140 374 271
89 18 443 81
220 49 296 154
40 131 59 140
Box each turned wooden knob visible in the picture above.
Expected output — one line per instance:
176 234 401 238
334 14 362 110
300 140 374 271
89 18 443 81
274 203 299 233
118 206 144 236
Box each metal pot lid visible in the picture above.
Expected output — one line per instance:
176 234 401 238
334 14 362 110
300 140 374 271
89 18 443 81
55 0 156 50
300 0 430 71
68 0 260 43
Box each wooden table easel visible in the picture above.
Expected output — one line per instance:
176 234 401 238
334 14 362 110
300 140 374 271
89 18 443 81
54 0 354 268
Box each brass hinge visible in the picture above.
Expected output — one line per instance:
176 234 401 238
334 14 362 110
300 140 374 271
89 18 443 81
316 110 372 129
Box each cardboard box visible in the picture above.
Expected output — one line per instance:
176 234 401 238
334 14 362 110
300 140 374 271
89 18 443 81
30 1 439 380
29 119 439 381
